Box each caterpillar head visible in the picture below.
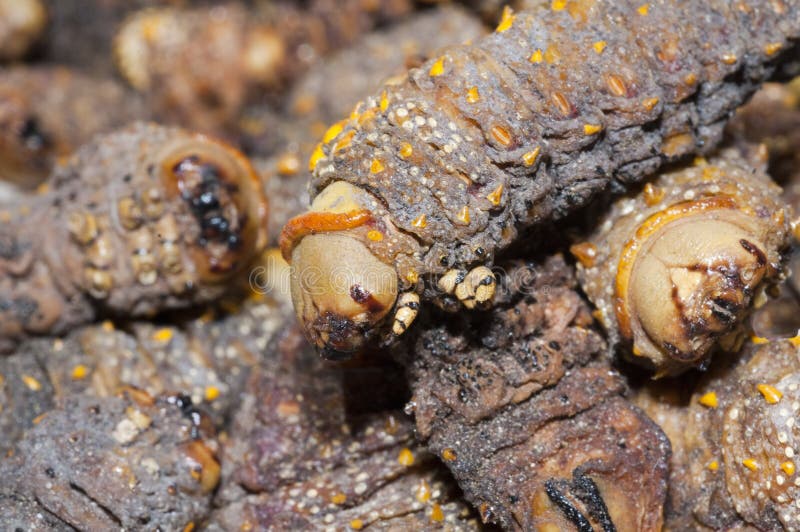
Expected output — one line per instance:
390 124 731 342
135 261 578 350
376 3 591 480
616 197 779 375
281 182 399 359
160 136 268 282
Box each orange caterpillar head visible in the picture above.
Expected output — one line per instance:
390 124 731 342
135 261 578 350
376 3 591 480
281 182 399 358
616 197 781 375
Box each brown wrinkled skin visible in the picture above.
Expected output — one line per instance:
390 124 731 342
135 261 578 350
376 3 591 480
0 66 148 190
636 340 800 530
576 149 791 375
209 323 482 530
0 390 220 530
114 0 414 133
0 122 268 352
403 255 670 530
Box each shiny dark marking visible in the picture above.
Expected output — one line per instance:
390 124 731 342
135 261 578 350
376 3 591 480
572 472 616 532
545 479 594 532
165 393 204 440
172 155 246 273
710 297 739 324
739 239 767 267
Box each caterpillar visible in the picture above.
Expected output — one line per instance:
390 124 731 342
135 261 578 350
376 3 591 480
403 255 670 530
0 0 45 61
113 0 415 133
573 149 791 376
0 66 147 190
282 0 800 358
0 122 267 353
636 337 800 530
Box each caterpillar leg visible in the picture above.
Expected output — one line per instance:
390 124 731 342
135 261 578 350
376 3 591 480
438 266 496 309
392 292 420 336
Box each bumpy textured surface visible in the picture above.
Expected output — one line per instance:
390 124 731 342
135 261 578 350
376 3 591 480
0 249 291 453
0 66 147 189
636 339 800 530
403 255 670 530
0 123 267 352
209 323 481 530
0 390 220 530
576 149 790 374
303 0 800 304
255 5 486 244
114 0 413 133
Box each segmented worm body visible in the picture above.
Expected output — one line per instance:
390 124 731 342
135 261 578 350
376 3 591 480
284 0 800 356
254 5 486 245
0 123 267 352
637 338 800 530
404 256 670 530
575 149 791 375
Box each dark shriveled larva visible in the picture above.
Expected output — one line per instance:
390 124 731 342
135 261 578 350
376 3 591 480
0 123 267 352
283 0 800 357
574 149 791 376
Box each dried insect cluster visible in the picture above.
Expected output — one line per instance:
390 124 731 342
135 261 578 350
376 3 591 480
113 0 414 133
284 0 800 357
4 1 800 531
0 122 267 352
574 149 791 375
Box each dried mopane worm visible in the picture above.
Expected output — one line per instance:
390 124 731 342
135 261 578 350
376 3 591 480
0 122 267 352
0 0 46 61
574 150 791 375
0 66 147 190
640 338 800 530
403 256 670 530
283 0 800 357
